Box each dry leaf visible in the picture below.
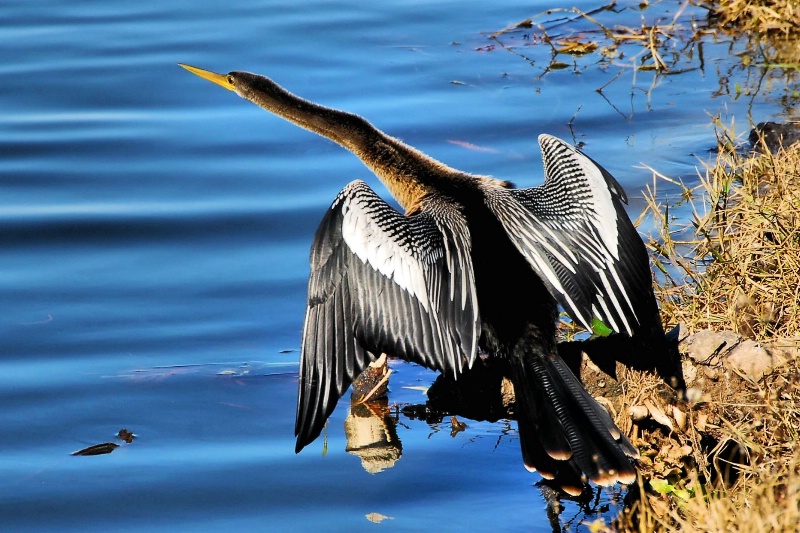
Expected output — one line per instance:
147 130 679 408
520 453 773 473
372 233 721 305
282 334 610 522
645 400 674 431
671 406 687 431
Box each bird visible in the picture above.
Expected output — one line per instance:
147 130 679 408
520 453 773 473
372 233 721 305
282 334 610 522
180 63 668 494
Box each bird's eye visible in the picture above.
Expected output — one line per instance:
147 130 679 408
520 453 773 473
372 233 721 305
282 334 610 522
227 75 235 85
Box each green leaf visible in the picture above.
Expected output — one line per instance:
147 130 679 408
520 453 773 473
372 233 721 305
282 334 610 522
672 489 692 501
591 318 613 337
649 478 673 495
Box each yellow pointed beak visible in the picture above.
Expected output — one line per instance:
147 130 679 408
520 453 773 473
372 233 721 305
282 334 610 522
178 63 236 91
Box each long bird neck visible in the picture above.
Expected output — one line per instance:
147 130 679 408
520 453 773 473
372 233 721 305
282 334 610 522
238 74 474 211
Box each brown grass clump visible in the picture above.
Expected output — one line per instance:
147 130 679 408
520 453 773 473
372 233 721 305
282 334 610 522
699 0 800 37
578 124 800 532
672 451 800 532
698 0 800 92
587 351 800 532
642 128 800 340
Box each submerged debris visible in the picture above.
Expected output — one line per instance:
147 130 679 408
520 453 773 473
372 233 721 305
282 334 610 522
351 353 391 404
365 512 394 524
117 428 135 444
71 442 120 456
71 428 136 456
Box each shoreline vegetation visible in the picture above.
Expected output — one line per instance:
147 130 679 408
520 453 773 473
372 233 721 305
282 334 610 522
598 130 800 531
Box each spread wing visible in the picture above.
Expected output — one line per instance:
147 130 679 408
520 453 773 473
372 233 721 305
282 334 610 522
295 179 480 451
485 134 659 337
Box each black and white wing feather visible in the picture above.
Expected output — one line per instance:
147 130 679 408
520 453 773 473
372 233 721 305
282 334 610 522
485 134 657 337
295 179 480 451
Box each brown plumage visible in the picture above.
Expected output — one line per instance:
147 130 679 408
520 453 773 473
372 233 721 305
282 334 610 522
181 64 670 494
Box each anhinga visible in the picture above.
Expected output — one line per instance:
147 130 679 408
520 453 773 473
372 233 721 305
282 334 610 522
180 64 668 493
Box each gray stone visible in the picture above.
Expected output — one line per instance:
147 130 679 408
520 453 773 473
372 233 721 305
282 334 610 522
680 329 741 364
725 339 774 382
666 323 691 343
681 359 698 385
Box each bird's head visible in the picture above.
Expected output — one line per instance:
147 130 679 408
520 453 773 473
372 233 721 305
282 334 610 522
179 63 242 93
178 63 306 115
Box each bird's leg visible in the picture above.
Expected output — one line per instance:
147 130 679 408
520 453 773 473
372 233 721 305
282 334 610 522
351 353 391 404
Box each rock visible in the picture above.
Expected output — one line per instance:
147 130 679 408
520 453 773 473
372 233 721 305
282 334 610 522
685 387 703 404
725 339 775 382
749 121 800 153
629 405 649 422
665 323 690 343
703 365 720 380
680 329 741 364
766 346 789 369
681 359 698 385
764 342 794 369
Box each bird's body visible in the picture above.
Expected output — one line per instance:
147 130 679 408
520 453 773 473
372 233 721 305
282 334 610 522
181 64 670 494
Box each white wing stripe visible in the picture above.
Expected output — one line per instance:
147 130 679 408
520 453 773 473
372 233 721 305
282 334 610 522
341 196 431 312
597 270 631 335
575 153 620 260
608 266 638 328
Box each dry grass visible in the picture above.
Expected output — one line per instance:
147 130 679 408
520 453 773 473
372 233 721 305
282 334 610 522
699 0 800 37
642 128 800 340
583 122 800 531
697 0 800 122
672 453 800 532
595 354 800 532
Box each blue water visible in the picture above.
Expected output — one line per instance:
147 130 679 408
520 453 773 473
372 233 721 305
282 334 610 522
1 0 793 531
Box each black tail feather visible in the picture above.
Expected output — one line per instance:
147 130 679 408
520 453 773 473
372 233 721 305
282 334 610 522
510 350 638 492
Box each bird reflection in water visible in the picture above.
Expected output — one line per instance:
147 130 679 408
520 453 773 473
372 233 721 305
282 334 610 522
345 354 403 473
344 401 402 474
